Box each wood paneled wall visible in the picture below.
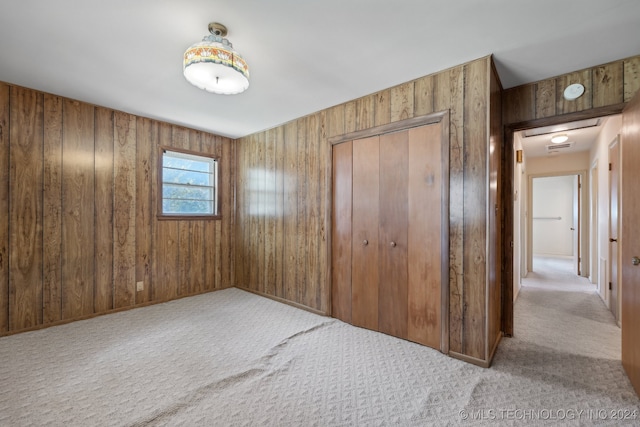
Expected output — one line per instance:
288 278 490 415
503 55 640 125
0 83 235 335
235 55 501 363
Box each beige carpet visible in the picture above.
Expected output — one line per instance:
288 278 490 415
1 280 638 425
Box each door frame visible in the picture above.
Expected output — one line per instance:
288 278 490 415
608 135 621 324
327 111 450 353
501 104 625 336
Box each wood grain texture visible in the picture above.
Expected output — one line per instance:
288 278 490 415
435 65 465 354
265 128 277 296
135 118 154 303
113 112 136 308
9 87 44 330
62 99 94 319
375 90 391 127
94 107 114 312
283 121 298 302
378 130 408 339
391 82 415 122
593 62 624 108
351 136 379 331
414 75 435 117
344 101 357 134
274 126 285 298
43 94 63 323
502 84 535 125
306 114 321 308
624 56 640 102
331 141 353 323
407 124 442 349
256 132 266 294
188 130 205 295
356 95 375 131
462 59 487 360
535 79 556 119
0 83 8 333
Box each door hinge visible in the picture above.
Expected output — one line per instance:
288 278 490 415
609 163 612 171
609 282 612 290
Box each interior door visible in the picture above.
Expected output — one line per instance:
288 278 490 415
351 136 379 330
621 90 640 396
609 138 620 322
378 130 409 339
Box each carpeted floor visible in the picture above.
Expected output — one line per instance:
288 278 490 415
1 265 638 426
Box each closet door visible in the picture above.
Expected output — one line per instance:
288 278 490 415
407 124 442 348
378 130 409 339
331 141 353 323
351 136 379 330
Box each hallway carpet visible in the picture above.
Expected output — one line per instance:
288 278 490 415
0 283 638 425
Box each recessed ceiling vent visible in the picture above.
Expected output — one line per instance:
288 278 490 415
546 142 574 153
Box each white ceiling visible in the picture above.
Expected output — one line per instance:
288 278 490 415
0 1 639 139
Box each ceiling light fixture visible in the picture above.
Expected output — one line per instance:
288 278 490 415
551 134 569 144
183 22 249 95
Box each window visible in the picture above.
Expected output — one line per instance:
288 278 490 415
160 148 219 218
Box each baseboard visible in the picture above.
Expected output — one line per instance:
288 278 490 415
449 351 490 368
235 286 328 317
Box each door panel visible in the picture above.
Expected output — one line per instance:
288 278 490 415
609 138 620 322
352 136 380 330
331 141 353 323
407 124 442 348
621 90 640 396
378 130 409 339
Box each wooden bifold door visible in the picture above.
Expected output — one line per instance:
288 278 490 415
331 115 449 352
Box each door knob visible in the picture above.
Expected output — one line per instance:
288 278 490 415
610 238 618 242
390 241 396 248
633 256 640 266
570 227 575 231
363 239 368 246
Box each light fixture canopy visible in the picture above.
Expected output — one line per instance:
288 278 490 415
183 22 249 95
563 83 584 101
551 134 569 144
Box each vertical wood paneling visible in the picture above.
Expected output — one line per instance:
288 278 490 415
113 112 136 308
94 107 114 312
283 121 298 302
502 84 534 125
318 113 328 312
0 83 9 333
356 95 375 131
295 119 308 305
265 128 277 296
202 133 217 291
61 99 94 319
435 66 465 354
624 56 640 102
9 87 43 329
274 127 286 298
462 60 488 360
374 90 391 127
504 55 640 125
351 137 379 330
234 136 246 288
156 124 178 301
2 82 236 336
414 75 435 117
43 95 63 323
344 101 356 134
535 79 556 119
331 141 352 323
306 114 320 309
188 130 205 295
391 82 415 122
135 118 154 303
256 132 266 294
593 62 624 108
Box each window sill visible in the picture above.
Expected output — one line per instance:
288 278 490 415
157 215 222 221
